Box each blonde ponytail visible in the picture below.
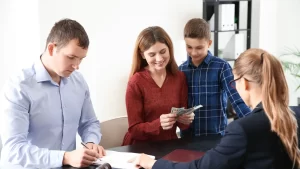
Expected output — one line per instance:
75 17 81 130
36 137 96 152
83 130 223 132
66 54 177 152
234 48 300 167
261 52 300 167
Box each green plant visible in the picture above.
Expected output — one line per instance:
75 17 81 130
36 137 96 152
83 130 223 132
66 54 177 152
280 47 300 90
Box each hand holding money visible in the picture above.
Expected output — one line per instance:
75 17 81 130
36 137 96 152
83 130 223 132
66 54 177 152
171 105 203 117
177 112 195 125
160 114 176 130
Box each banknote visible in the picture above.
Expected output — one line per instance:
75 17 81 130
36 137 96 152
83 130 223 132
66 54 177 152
170 105 203 116
171 107 185 114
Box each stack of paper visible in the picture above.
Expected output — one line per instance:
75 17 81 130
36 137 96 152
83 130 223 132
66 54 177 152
219 4 235 31
223 33 245 59
94 150 155 169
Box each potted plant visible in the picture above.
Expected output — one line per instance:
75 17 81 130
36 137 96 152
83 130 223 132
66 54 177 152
280 47 300 106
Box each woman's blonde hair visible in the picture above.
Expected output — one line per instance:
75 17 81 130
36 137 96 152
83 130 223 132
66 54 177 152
233 48 300 167
129 26 178 77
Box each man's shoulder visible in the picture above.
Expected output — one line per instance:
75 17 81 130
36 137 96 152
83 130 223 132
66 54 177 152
6 64 36 87
70 70 85 81
209 56 230 67
68 71 88 88
1 64 36 104
178 60 190 71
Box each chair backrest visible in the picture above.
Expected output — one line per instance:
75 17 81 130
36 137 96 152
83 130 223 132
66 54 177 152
291 106 300 119
100 116 128 149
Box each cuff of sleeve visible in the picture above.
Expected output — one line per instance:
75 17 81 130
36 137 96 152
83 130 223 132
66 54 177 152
152 159 169 169
177 122 190 130
82 133 101 145
50 150 66 168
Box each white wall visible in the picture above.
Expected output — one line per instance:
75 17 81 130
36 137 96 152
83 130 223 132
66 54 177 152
0 0 4 157
257 0 300 105
0 0 5 93
0 0 299 125
277 0 300 106
257 0 279 54
0 0 40 87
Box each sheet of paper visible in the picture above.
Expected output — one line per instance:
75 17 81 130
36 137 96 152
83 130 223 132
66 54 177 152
93 150 155 169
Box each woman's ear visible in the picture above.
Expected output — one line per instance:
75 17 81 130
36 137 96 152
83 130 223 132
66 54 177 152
244 78 251 91
140 52 145 59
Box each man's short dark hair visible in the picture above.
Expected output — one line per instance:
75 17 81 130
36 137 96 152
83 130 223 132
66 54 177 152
45 18 89 51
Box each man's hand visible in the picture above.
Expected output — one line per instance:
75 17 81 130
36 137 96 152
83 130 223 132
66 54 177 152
177 112 195 125
160 113 176 130
86 142 106 157
63 148 99 168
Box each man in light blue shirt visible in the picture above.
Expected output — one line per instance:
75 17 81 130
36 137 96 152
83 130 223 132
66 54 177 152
0 19 105 168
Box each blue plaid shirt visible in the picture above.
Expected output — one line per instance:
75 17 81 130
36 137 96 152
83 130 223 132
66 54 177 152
179 51 251 136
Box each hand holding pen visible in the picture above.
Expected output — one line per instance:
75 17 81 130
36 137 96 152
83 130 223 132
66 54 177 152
81 142 106 157
62 142 101 168
82 142 111 169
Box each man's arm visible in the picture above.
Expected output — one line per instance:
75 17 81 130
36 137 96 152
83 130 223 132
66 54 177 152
77 80 101 145
0 81 65 168
177 72 191 130
220 63 251 118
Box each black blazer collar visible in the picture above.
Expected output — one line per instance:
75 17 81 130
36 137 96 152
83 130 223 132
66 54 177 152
252 102 263 114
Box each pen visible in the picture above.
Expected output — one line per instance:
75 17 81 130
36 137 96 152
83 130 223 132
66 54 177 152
81 142 90 149
81 142 102 161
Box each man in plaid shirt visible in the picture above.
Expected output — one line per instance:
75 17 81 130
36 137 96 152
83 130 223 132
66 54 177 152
179 18 251 136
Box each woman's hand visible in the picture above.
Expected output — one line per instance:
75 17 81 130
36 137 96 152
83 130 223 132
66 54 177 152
177 112 195 125
160 113 177 130
129 153 156 169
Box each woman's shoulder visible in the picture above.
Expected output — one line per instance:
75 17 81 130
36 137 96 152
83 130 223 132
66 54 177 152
170 70 186 79
232 110 270 134
129 69 148 83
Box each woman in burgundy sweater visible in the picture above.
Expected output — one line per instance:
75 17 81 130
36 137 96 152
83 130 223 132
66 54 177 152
122 26 195 145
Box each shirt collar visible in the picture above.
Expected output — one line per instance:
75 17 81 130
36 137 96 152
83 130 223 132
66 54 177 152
34 56 69 84
188 50 214 67
34 58 53 83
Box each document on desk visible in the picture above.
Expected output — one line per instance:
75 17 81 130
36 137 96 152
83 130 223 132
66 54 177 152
94 150 155 169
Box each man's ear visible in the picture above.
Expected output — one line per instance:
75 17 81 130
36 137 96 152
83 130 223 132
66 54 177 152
208 40 212 48
47 43 56 56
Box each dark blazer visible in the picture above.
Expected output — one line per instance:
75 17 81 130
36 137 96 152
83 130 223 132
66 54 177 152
154 103 299 169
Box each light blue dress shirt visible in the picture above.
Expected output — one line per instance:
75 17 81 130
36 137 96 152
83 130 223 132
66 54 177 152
0 59 101 168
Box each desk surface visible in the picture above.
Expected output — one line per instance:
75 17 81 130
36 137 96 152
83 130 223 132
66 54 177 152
109 135 221 159
0 135 221 169
62 135 222 169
